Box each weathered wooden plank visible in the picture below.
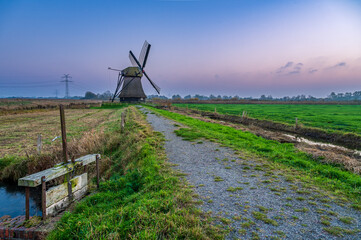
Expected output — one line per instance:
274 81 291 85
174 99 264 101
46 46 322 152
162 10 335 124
75 154 99 166
46 173 87 208
18 154 100 187
18 163 74 187
46 186 88 217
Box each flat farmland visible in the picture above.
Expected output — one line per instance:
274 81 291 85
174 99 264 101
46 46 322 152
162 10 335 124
174 103 361 136
0 109 118 158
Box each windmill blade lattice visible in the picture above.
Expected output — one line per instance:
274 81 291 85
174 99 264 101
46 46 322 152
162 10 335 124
139 41 151 68
143 72 160 94
129 52 138 67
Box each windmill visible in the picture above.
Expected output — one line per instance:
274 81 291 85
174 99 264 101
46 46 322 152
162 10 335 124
108 41 160 102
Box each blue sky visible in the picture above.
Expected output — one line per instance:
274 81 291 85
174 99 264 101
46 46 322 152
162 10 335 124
0 0 361 98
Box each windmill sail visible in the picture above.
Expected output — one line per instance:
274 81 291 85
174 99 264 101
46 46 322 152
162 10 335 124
139 41 151 68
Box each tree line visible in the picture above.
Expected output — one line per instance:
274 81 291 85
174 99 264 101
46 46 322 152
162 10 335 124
149 91 361 101
84 90 361 101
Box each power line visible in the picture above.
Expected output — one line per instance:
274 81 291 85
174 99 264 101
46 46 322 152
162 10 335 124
60 74 73 98
0 84 61 88
0 81 57 85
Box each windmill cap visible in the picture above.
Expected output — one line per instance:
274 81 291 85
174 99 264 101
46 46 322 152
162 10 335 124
122 67 143 77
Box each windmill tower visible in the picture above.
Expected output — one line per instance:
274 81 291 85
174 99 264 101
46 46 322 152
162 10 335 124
108 41 160 102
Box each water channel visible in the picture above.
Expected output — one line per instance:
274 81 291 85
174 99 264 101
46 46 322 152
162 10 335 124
284 134 361 157
0 182 42 218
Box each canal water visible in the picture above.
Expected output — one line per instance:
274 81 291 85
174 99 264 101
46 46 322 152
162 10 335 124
0 182 42 218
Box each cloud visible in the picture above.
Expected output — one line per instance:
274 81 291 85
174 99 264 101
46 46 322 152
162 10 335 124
276 61 303 75
334 62 346 67
309 69 318 74
329 62 346 69
276 61 293 73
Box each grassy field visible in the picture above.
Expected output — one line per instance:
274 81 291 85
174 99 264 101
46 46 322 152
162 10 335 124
174 103 361 136
0 99 101 112
148 106 361 204
0 109 118 158
0 106 126 182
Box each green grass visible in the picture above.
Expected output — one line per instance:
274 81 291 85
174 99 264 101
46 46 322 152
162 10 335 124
252 211 278 226
146 106 361 203
48 107 224 239
339 216 354 224
92 102 131 109
174 103 361 136
323 226 359 237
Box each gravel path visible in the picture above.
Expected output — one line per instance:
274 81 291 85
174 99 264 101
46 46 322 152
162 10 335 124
141 108 361 240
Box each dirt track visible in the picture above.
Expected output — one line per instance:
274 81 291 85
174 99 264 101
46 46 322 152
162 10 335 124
142 107 361 240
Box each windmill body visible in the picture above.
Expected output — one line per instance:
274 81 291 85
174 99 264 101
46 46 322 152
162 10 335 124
118 67 146 101
108 41 160 102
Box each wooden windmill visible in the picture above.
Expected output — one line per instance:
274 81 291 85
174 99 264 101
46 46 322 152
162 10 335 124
108 41 160 102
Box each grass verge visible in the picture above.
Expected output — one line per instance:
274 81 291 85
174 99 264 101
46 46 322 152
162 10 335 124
47 107 224 239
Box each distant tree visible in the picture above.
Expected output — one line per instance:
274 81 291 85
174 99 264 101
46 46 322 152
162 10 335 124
336 93 344 99
344 92 352 99
328 92 336 99
260 95 267 100
184 95 192 99
98 91 112 100
84 91 97 99
193 94 208 100
172 94 182 100
209 94 216 99
308 95 317 101
148 95 168 99
353 91 361 100
282 96 290 101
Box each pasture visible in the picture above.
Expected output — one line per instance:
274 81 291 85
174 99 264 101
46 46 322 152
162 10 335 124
0 109 118 158
174 103 361 136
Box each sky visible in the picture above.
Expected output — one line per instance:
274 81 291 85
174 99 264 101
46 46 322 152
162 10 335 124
0 0 361 98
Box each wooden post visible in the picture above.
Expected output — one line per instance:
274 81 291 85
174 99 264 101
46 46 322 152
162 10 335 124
96 155 100 189
37 134 42 154
214 107 217 113
121 111 125 132
295 117 298 130
67 173 73 201
41 176 46 220
59 105 68 164
25 187 30 220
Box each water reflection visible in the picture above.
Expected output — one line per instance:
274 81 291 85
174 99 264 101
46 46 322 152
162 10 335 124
0 182 42 218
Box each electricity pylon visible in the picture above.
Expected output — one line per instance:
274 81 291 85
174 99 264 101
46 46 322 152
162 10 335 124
61 74 73 98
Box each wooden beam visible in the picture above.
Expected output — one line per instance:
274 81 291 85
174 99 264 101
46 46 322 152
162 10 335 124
18 154 100 187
